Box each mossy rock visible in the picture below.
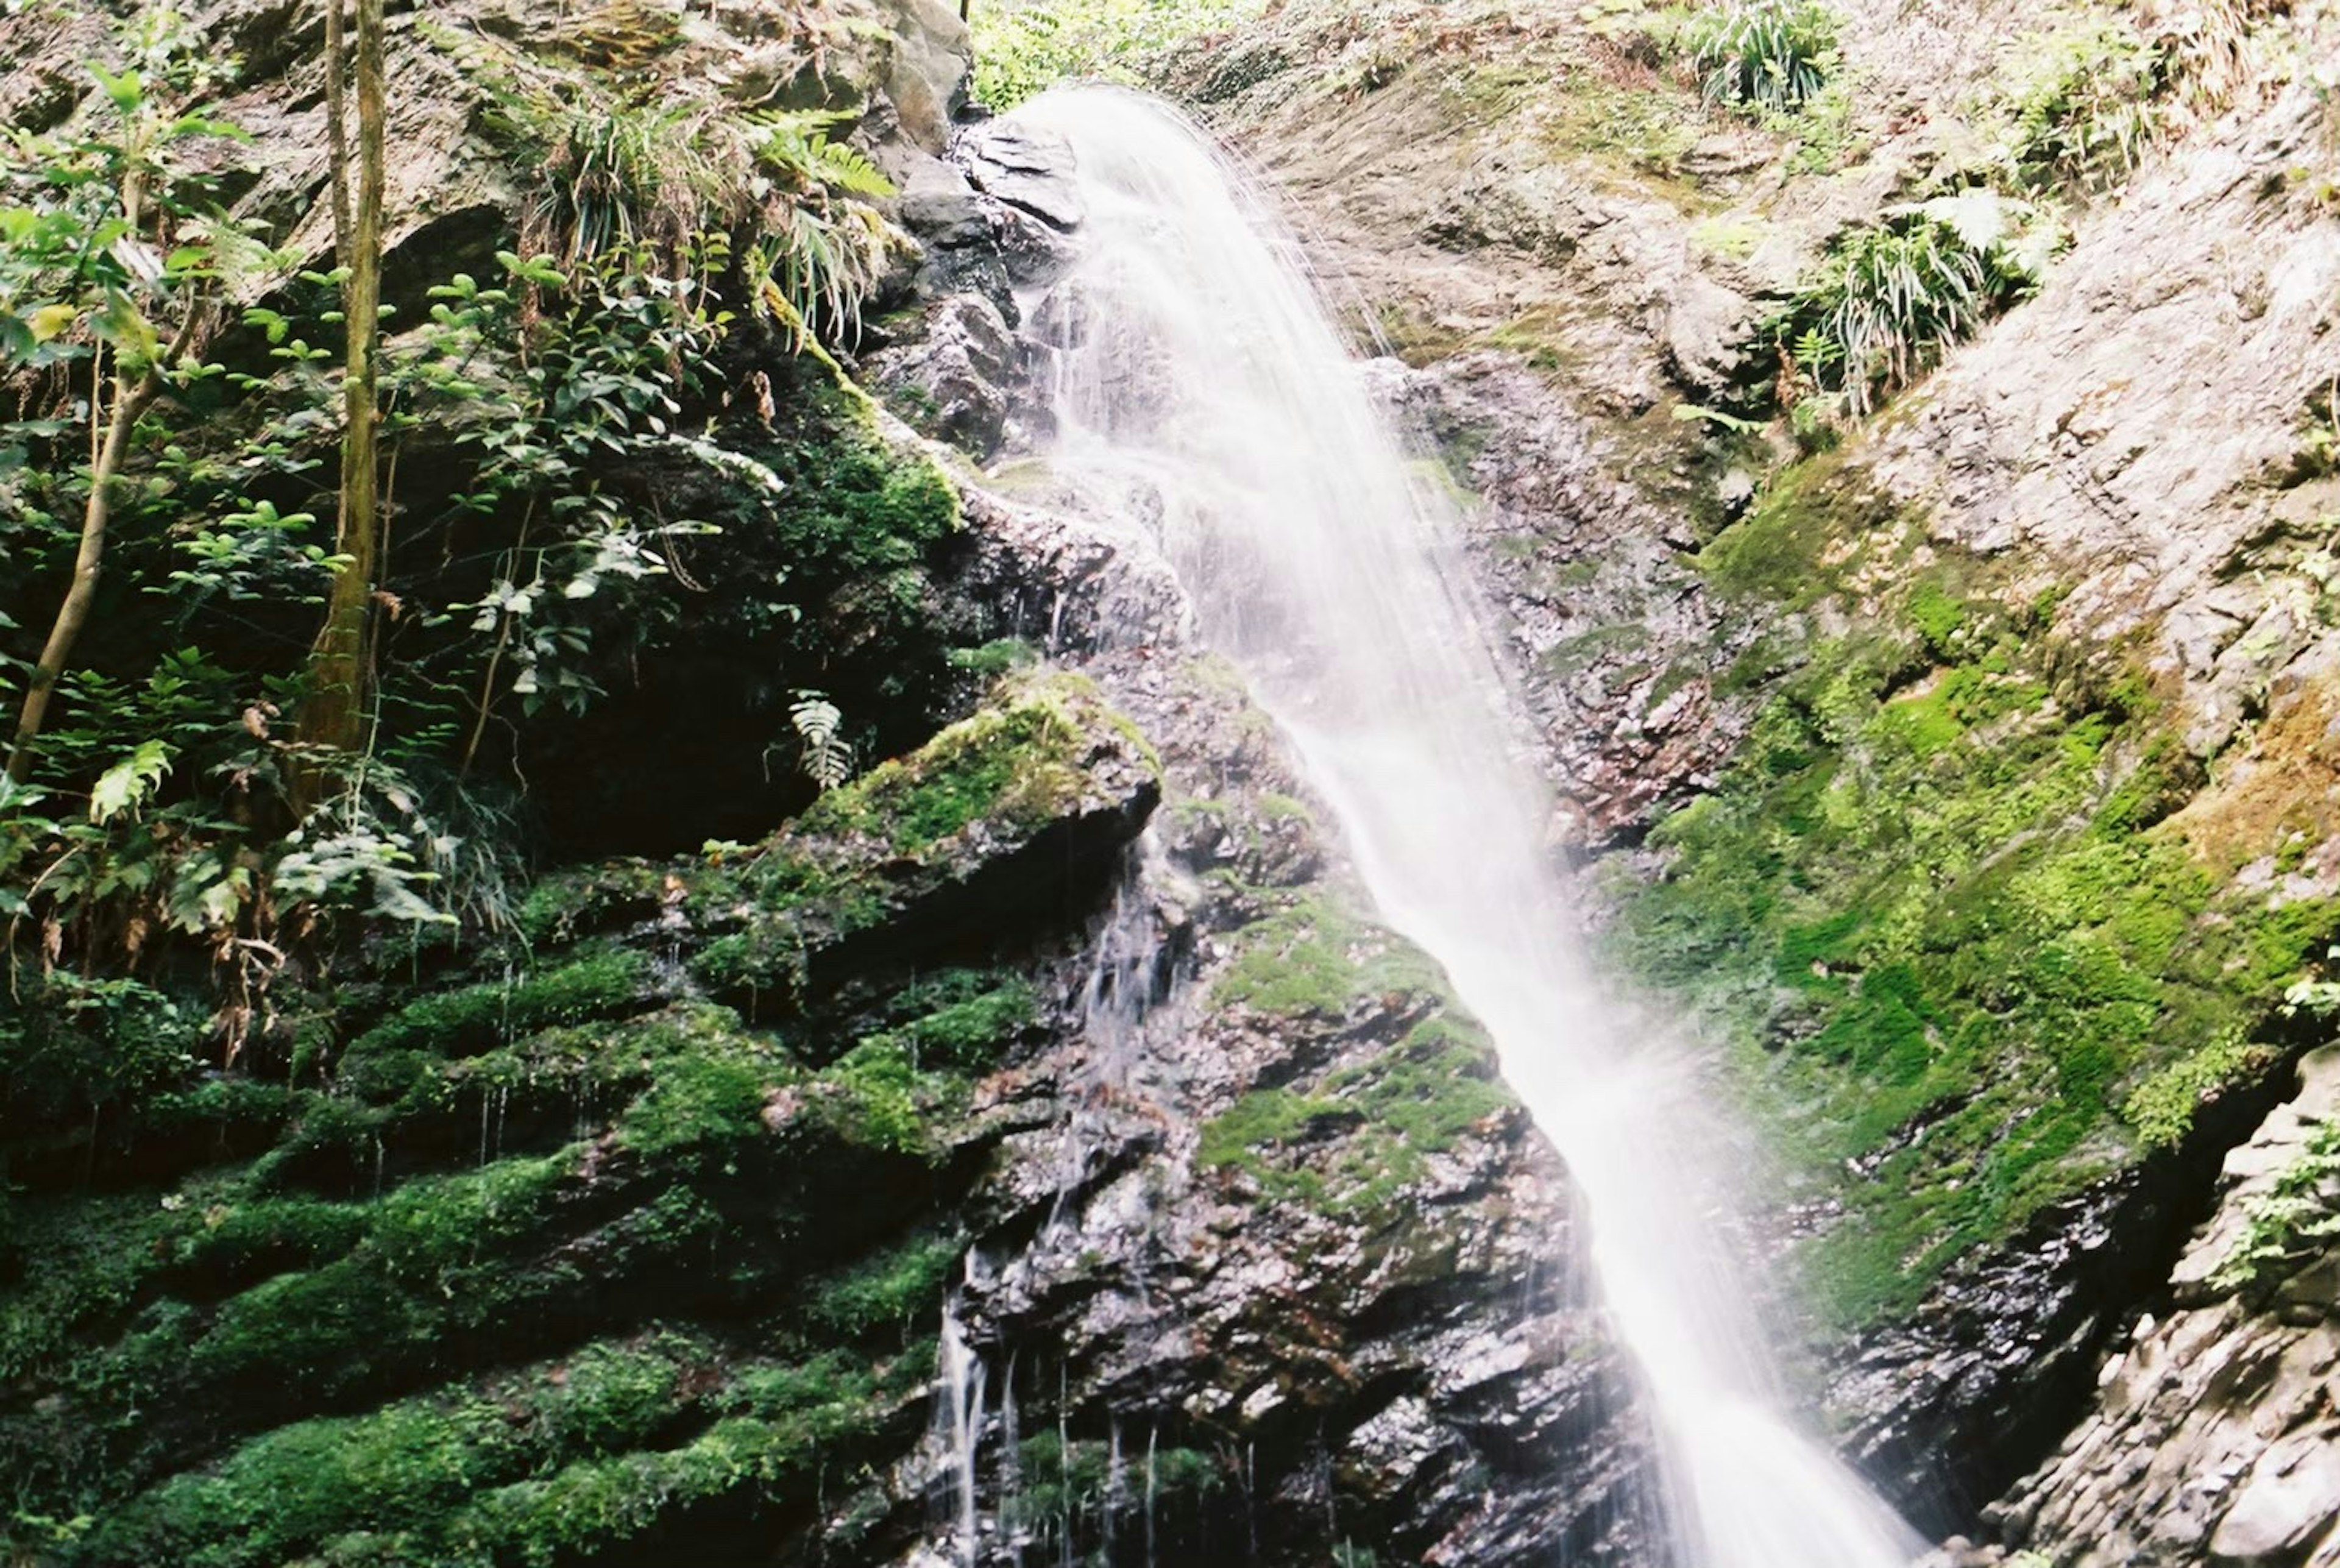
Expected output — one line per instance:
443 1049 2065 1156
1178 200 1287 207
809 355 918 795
1611 458 2340 1328
688 672 1161 1013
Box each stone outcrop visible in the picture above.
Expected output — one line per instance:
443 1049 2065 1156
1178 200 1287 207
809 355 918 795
1144 0 2340 1546
1924 1046 2340 1567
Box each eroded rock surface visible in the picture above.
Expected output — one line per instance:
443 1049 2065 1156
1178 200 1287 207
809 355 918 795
1920 1048 2340 1567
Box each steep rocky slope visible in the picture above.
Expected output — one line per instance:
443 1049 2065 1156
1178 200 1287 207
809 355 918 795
1130 0 2340 1544
1957 1046 2340 1566
0 3 1673 1564
12 0 2340 1559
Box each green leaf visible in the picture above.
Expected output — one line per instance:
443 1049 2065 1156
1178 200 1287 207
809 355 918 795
1673 402 1765 433
88 63 143 115
27 303 79 343
89 740 173 825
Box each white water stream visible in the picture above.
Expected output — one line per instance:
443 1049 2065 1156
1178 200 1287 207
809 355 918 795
1008 85 1926 1568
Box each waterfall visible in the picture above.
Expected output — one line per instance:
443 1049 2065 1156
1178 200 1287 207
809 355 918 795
1007 84 1926 1568
940 1287 988 1566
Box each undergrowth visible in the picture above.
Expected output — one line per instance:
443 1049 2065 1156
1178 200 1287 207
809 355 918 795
973 0 1267 109
2211 1116 2340 1293
1770 194 2053 416
1684 0 1838 114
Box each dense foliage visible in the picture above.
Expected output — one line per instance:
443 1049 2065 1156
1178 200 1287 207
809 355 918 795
1770 192 2053 416
1682 0 1837 113
0 5 998 1129
972 0 1264 108
0 670 1154 1564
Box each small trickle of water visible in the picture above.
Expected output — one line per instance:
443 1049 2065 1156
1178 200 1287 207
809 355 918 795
1144 1424 1160 1568
999 1353 1026 1568
1011 84 1926 1568
939 1284 989 1567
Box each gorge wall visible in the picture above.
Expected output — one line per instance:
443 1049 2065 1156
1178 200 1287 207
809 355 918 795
7 0 2340 1563
1129 0 2340 1544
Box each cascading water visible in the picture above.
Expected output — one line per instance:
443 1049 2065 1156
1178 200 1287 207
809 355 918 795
1009 84 1927 1568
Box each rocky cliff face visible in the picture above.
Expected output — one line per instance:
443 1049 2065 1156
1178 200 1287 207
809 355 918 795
0 5 1675 1564
1937 1047 2340 1567
11 0 2340 1560
1129 0 2340 1549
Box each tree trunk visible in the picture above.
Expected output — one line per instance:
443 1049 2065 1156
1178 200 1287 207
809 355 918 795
296 0 388 795
4 364 163 785
5 166 170 787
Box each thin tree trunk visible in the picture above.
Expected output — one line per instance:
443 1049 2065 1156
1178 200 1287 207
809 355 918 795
323 0 353 250
4 364 163 785
296 0 388 794
6 165 190 785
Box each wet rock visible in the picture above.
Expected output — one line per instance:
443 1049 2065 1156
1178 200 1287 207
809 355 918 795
1384 352 1757 844
1952 1048 2340 1567
869 292 1024 458
954 484 1191 657
962 119 1085 232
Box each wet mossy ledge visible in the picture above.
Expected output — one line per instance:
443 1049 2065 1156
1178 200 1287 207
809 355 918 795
1600 453 2340 1333
1200 891 1518 1218
0 675 1158 1568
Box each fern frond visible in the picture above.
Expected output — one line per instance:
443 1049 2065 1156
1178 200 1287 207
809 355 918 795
790 693 852 790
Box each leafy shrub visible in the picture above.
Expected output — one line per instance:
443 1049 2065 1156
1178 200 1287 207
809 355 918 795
1772 193 2051 414
974 0 1266 110
1988 0 2285 191
1996 20 2168 188
458 18 902 347
2211 1116 2340 1293
1684 0 1838 113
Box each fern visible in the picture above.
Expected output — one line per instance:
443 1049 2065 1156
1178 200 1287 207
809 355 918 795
2210 1118 2340 1294
790 692 853 790
478 52 898 347
88 740 173 825
751 110 897 200
1771 202 2044 415
1996 20 2166 190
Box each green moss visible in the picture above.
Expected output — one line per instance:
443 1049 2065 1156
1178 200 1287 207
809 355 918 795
1197 1086 1345 1172
1197 1014 1512 1215
1214 893 1446 1019
801 1233 960 1341
615 1023 789 1159
2126 1029 2282 1149
687 678 1151 1012
404 1004 779 1129
514 862 669 947
1542 623 1653 680
88 1332 921 1568
793 676 1112 854
347 951 658 1063
762 382 959 575
948 637 1039 679
810 1038 964 1158
1254 792 1315 824
0 1191 182 1387
1698 455 1902 606
892 979 1037 1071
1906 582 1968 657
1606 570 2340 1326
